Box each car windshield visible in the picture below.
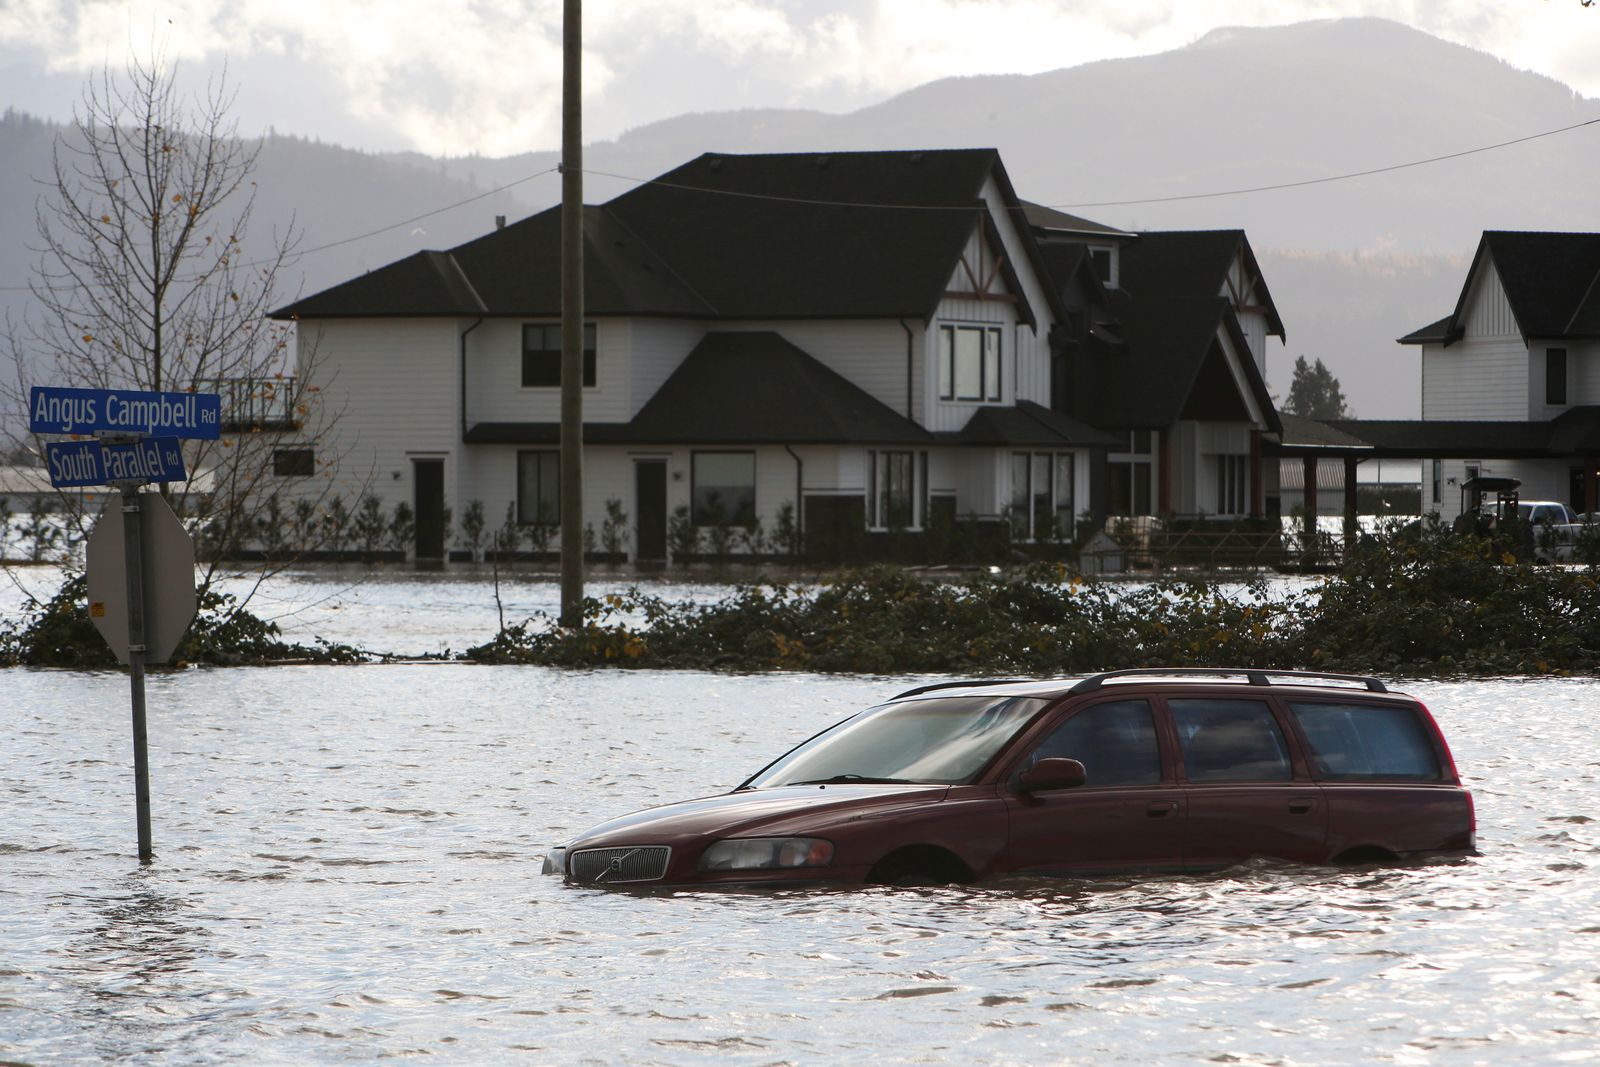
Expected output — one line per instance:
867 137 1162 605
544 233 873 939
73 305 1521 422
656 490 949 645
744 695 1052 789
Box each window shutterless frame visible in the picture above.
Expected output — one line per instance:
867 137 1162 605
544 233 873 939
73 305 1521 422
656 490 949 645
937 323 1003 402
522 322 597 388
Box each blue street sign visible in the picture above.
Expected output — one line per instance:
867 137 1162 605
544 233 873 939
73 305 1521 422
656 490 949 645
29 386 222 440
45 436 188 489
44 440 107 489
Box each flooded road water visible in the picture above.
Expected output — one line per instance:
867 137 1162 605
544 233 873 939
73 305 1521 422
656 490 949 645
3 664 1599 1064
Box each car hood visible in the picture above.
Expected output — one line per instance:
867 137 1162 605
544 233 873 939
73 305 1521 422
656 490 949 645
567 784 952 848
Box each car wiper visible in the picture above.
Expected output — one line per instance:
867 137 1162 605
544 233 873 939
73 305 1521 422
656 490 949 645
792 773 916 786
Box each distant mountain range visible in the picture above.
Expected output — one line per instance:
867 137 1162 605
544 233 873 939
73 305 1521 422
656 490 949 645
4 17 1597 419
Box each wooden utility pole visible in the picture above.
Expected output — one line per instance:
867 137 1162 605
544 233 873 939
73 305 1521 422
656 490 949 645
559 0 585 627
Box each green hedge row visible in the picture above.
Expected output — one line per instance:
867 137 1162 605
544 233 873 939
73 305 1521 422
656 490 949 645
468 524 1600 676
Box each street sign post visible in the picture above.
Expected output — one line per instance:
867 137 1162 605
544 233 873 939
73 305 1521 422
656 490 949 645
86 492 198 665
29 384 215 864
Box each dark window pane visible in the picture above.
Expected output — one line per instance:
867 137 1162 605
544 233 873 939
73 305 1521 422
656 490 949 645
1288 702 1442 780
1107 461 1132 515
517 450 560 524
273 448 314 477
693 451 756 526
1133 463 1152 514
1028 699 1160 785
1170 699 1292 782
1548 348 1568 405
522 323 597 388
1090 247 1112 283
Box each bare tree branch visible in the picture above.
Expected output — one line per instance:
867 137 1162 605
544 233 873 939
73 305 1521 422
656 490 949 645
3 49 360 612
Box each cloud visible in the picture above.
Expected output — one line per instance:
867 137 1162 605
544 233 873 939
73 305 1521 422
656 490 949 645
1 0 1595 157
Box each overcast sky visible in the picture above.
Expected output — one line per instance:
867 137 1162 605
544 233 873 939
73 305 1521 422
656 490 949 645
1 1 1596 158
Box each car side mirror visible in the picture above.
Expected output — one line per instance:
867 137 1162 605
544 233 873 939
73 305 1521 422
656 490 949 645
1014 757 1087 794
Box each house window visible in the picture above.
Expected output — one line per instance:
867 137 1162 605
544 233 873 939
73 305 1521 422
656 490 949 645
1432 459 1443 505
692 451 756 527
273 447 314 477
1009 452 1078 540
517 450 560 524
1107 431 1154 517
938 324 1002 402
1547 347 1568 406
1088 246 1116 287
1215 455 1248 515
522 323 597 388
868 450 918 529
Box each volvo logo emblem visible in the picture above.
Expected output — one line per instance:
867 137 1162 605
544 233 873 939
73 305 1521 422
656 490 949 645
593 848 640 884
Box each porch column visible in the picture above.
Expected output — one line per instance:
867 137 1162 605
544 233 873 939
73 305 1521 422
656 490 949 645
1249 429 1264 519
1158 430 1172 519
1302 455 1318 555
1343 455 1359 550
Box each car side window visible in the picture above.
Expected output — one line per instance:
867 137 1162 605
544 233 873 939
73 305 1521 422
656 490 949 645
1170 698 1292 782
1025 699 1160 786
1286 701 1442 780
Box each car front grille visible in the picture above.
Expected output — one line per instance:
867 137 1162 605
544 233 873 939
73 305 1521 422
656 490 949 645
568 845 671 884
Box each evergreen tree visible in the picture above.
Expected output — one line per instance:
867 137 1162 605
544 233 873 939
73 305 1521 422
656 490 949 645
1284 356 1351 419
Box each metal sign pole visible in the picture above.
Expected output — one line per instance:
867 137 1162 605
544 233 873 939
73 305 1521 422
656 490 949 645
117 480 154 863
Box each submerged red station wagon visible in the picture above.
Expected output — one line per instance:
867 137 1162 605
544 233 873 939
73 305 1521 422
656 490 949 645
543 669 1476 888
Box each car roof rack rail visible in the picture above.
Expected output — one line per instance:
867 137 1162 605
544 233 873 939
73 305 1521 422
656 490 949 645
1067 668 1388 695
892 678 1036 700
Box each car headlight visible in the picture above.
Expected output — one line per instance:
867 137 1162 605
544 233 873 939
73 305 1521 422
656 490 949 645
699 836 834 871
540 847 568 876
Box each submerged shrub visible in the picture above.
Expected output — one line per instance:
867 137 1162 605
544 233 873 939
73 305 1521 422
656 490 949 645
465 523 1600 677
0 573 362 668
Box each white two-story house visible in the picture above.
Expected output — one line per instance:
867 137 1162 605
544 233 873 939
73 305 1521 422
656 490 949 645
1392 231 1600 521
272 149 1117 560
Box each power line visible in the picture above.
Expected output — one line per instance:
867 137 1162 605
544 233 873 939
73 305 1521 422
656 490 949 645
591 116 1600 211
0 167 560 292
3 113 1597 294
1051 116 1600 208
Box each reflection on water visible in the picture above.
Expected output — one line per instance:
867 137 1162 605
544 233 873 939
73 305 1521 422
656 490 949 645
2 668 1598 1064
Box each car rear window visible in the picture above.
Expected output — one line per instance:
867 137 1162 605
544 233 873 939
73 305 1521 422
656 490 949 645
1169 699 1292 782
1286 701 1442 781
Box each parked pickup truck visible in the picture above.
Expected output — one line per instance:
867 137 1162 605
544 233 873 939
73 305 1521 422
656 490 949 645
1516 500 1586 563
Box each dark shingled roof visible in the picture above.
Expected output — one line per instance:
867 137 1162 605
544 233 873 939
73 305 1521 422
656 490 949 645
1089 296 1279 433
1312 415 1600 460
464 332 929 446
276 148 1055 324
1020 202 1134 238
948 400 1119 447
1117 230 1286 339
1275 413 1374 451
1400 231 1600 344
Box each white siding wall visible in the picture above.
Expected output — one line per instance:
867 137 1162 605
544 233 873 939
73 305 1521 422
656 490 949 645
1526 337 1600 421
296 318 464 512
629 318 707 417
1464 263 1518 338
1421 339 1528 419
465 318 633 426
1422 261 1526 420
1572 341 1600 404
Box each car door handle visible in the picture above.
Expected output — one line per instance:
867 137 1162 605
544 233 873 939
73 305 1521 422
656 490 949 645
1146 802 1178 818
1288 799 1314 815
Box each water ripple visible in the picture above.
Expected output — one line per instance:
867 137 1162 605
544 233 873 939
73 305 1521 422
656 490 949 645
2 669 1599 1064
